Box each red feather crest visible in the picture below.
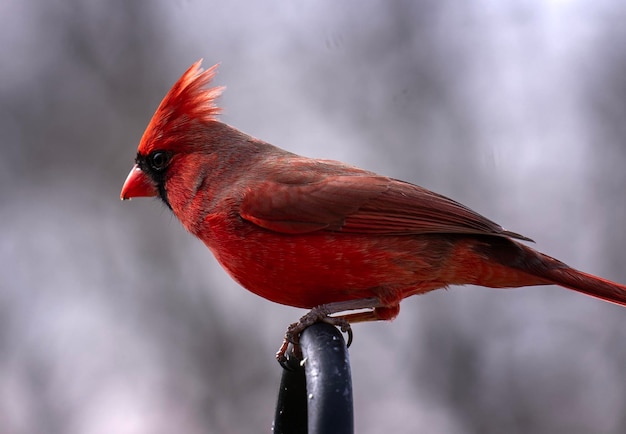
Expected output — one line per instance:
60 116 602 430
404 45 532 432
138 60 224 154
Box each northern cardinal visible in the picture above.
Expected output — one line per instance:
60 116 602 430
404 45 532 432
121 60 626 362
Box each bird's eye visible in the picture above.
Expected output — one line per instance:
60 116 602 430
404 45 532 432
149 151 170 171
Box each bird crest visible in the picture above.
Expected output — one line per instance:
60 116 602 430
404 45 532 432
138 60 224 154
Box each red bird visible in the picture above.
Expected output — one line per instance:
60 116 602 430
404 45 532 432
121 60 626 362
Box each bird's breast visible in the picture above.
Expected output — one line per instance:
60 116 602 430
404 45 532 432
196 215 454 308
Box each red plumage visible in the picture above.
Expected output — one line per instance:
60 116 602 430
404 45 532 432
121 61 626 357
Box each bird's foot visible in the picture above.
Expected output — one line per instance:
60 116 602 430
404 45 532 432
276 306 353 368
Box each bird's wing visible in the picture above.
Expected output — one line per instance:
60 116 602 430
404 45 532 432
239 173 531 241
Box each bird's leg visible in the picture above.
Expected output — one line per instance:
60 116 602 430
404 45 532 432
276 297 394 366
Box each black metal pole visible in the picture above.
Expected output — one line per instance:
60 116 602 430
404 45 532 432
273 322 354 434
274 353 308 434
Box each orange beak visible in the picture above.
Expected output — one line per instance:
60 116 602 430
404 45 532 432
120 164 158 200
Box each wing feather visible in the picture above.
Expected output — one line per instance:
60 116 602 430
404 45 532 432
239 173 531 241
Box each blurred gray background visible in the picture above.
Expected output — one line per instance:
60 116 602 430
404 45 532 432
3 1 626 433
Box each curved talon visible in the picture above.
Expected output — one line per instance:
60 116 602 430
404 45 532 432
344 325 353 347
277 355 290 370
327 317 353 347
276 308 356 366
276 338 291 366
276 322 306 368
277 348 299 371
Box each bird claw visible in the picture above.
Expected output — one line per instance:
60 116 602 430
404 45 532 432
276 307 353 367
276 346 301 371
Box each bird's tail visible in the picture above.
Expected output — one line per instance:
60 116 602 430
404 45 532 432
471 236 626 307
534 258 626 307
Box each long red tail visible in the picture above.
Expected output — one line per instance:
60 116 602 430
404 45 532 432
473 236 626 307
535 259 626 307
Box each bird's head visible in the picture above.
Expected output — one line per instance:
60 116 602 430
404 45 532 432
120 60 224 207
